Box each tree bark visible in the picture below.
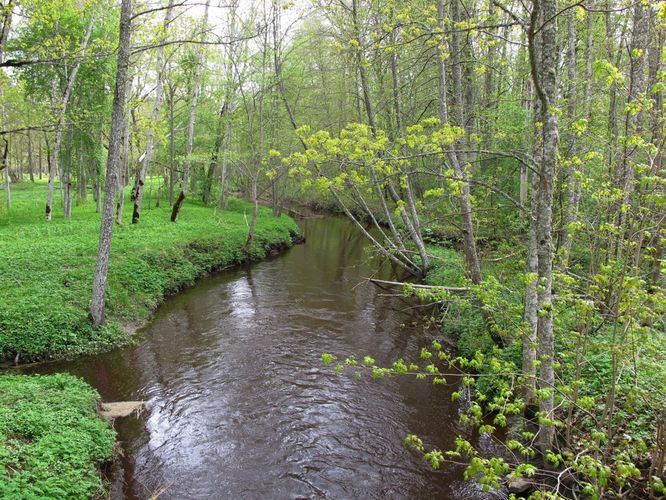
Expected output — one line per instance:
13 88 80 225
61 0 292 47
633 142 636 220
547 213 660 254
2 138 9 210
0 0 13 63
528 0 559 453
613 1 649 259
441 0 482 286
558 8 579 264
116 99 131 224
46 7 96 220
171 0 209 223
90 0 133 327
132 0 174 224
27 131 34 182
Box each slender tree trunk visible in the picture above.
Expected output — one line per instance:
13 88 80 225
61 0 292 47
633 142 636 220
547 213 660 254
523 88 542 408
46 8 96 220
171 0 209 223
529 0 559 453
441 0 482 286
116 104 131 224
0 0 13 63
38 134 43 180
203 104 226 205
558 8 579 264
168 85 175 205
90 0 132 327
613 1 649 259
243 173 258 251
351 0 429 276
132 0 174 224
2 138 9 210
218 120 230 209
27 132 34 182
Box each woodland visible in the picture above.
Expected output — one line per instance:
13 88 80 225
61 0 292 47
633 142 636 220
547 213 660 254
0 0 664 498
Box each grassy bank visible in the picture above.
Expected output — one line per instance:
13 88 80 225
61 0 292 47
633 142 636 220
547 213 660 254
0 373 115 498
0 181 299 362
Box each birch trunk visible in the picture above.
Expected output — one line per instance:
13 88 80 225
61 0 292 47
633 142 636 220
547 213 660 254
116 98 131 224
90 0 133 327
558 8 579 264
171 0 209 223
27 132 34 182
614 1 649 259
442 0 482 285
2 138 9 210
528 0 559 453
132 0 174 224
46 8 96 220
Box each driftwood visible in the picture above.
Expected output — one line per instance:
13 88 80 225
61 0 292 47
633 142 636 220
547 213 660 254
99 401 145 419
367 278 469 292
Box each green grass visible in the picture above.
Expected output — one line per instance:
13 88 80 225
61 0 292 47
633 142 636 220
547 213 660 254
0 180 299 361
0 373 115 498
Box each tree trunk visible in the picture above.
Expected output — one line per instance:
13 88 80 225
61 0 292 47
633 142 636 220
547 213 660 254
613 1 649 259
171 0 209 223
46 7 96 220
441 0 482 286
0 0 13 63
528 0 559 454
558 8 579 264
90 0 132 327
202 104 226 205
243 174 258 252
2 138 9 210
132 0 174 224
27 132 34 182
116 100 131 224
38 134 43 180
218 120 231 209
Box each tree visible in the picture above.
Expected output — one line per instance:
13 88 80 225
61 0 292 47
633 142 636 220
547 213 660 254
170 0 209 222
90 0 133 327
131 0 175 224
44 4 97 220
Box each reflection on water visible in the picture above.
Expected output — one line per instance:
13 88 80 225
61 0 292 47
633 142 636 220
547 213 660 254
26 217 503 499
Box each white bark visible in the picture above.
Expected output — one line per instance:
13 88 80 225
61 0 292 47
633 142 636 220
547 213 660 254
171 0 209 222
46 7 96 220
90 0 133 327
132 0 175 224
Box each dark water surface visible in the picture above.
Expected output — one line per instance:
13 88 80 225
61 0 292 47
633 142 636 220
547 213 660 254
27 217 501 499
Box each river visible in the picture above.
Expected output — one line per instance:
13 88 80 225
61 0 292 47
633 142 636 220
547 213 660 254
26 217 502 499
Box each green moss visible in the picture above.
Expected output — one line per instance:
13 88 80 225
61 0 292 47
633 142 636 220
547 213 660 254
0 373 115 498
0 181 299 361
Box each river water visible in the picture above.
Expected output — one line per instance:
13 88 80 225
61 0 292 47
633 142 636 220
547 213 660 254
27 217 502 499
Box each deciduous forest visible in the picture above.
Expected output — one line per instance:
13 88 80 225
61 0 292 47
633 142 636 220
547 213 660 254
0 0 664 498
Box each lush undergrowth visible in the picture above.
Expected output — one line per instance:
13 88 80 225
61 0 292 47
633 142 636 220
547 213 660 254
0 373 115 498
0 181 299 361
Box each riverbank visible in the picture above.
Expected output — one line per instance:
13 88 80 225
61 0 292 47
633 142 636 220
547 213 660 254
0 181 300 363
0 181 299 496
0 373 116 498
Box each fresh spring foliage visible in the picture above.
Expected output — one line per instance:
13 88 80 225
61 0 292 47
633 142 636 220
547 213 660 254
0 182 299 361
0 373 115 498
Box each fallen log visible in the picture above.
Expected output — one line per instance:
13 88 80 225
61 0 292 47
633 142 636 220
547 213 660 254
366 278 469 292
99 401 145 419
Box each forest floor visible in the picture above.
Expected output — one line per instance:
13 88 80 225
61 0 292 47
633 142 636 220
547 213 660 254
0 180 299 363
0 180 299 496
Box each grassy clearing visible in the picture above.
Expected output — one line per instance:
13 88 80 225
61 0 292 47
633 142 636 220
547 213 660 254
0 180 299 361
0 373 115 498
